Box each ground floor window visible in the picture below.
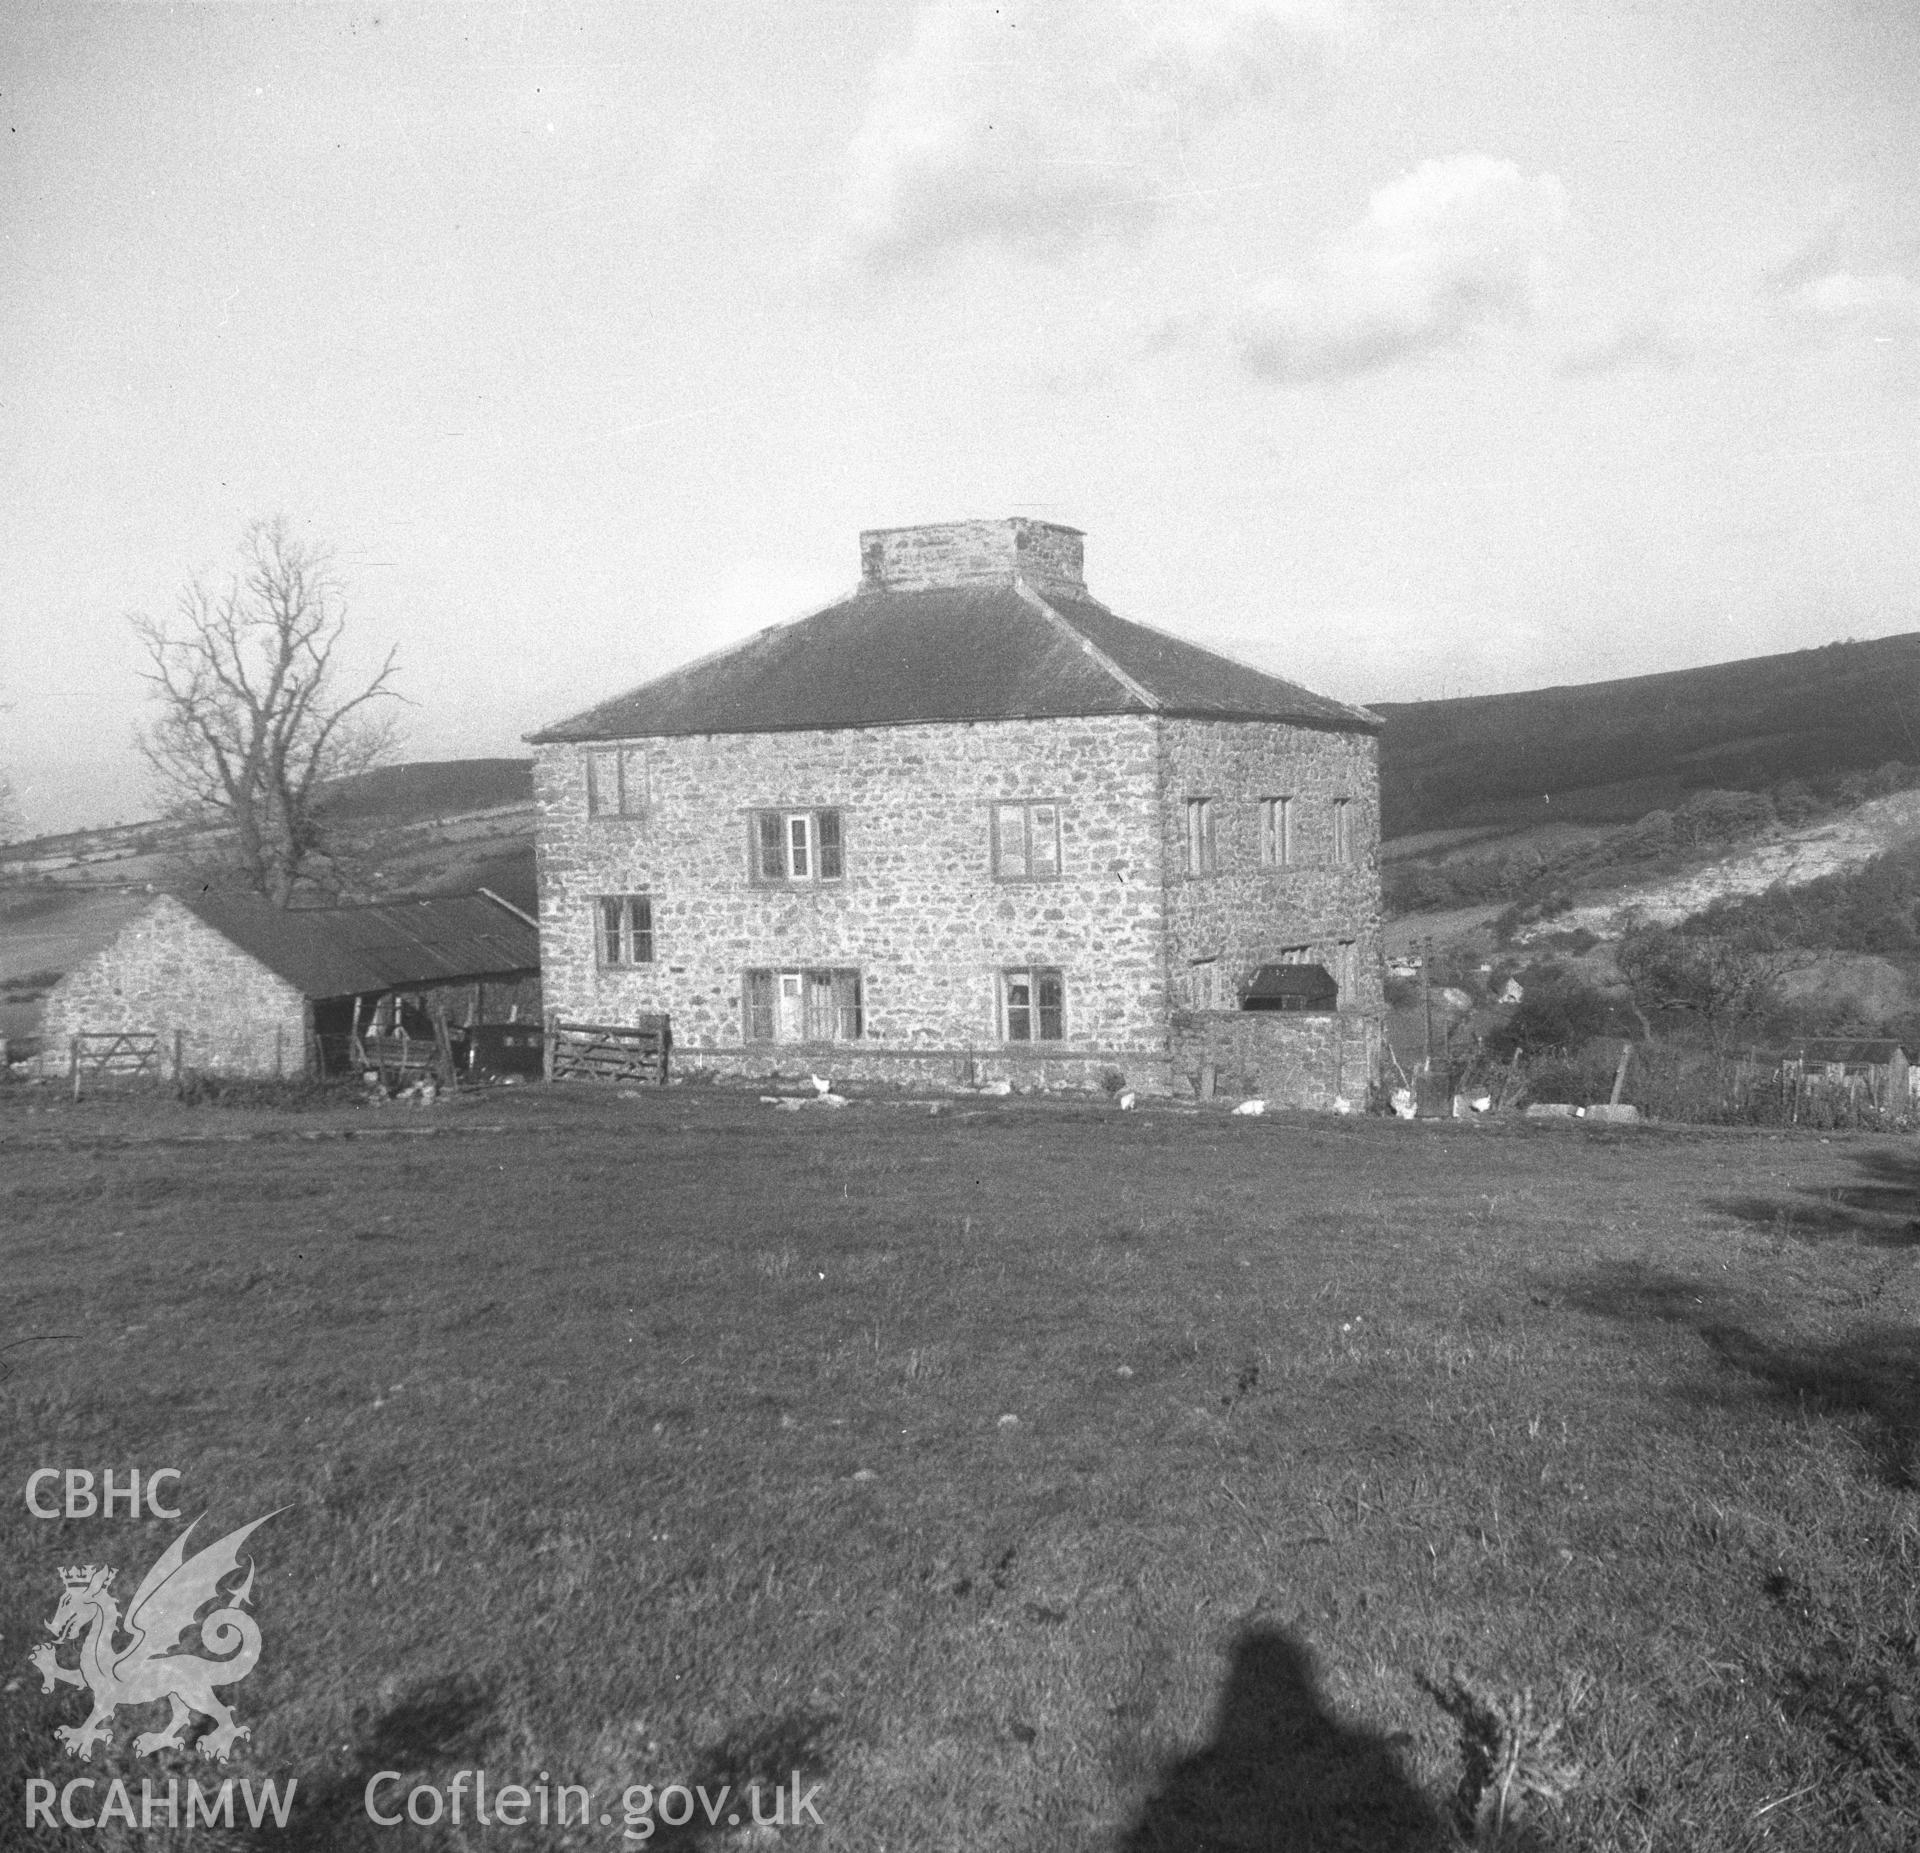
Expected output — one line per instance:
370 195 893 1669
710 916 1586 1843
1002 967 1065 1042
595 895 653 965
743 968 863 1042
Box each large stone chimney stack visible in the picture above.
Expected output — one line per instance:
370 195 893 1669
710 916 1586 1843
858 518 1086 595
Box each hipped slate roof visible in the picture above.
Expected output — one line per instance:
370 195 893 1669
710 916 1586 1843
528 582 1377 743
175 890 539 1001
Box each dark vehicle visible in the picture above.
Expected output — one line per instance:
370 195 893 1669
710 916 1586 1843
466 1022 545 1080
1241 964 1339 1013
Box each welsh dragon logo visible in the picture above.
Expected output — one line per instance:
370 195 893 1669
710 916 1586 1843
29 1510 283 1763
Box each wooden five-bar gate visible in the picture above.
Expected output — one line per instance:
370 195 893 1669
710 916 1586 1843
68 1031 181 1101
543 1014 671 1086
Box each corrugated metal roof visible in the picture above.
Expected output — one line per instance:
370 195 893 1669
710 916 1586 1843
176 890 539 1000
1784 1038 1914 1065
528 582 1377 742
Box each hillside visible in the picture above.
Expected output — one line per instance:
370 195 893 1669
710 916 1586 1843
1372 631 1920 839
318 756 533 820
1379 792 1920 954
1522 791 1920 940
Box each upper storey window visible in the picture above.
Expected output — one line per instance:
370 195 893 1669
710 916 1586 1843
992 802 1062 881
1259 796 1293 866
751 809 844 884
1184 798 1218 876
1332 798 1355 865
586 747 647 819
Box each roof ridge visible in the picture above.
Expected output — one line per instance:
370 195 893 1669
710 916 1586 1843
1062 595 1381 729
1012 577 1162 713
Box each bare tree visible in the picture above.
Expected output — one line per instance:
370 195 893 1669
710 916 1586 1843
135 518 404 904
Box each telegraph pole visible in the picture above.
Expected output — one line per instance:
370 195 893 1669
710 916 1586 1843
1420 933 1434 1073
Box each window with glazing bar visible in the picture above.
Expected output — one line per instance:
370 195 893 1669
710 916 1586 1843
1332 798 1354 865
1185 798 1218 875
1259 796 1293 866
1002 967 1065 1042
595 895 654 965
742 968 863 1042
991 801 1062 880
586 747 648 819
750 809 845 884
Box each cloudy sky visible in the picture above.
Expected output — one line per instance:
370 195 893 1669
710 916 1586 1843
3 0 1916 831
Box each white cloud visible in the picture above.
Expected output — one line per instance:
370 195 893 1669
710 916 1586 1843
1234 155 1569 382
1559 218 1919 377
836 0 1359 269
1780 268 1920 341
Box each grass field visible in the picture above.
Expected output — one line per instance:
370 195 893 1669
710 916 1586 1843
3 1089 1918 1851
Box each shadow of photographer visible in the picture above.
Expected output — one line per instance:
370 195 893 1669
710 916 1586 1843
1122 1625 1448 1852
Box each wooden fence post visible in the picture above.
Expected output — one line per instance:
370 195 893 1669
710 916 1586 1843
173 1029 184 1083
543 1011 558 1083
70 1034 81 1104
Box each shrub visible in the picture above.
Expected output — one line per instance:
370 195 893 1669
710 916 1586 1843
1770 779 1818 825
1515 1047 1619 1107
1486 964 1619 1057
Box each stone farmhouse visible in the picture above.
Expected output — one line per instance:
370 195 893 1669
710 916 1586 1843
40 890 540 1078
529 518 1384 1103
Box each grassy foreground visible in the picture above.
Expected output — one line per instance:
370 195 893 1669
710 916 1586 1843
2 1088 1917 1851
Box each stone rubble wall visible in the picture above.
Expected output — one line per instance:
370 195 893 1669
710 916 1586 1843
1169 1009 1382 1110
536 714 1171 1070
537 709 1385 1107
39 895 309 1076
1160 718 1386 1020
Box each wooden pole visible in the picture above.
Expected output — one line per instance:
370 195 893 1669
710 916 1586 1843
1421 936 1433 1074
70 1034 81 1104
432 1003 456 1088
1609 1040 1633 1107
173 1028 184 1082
543 1010 558 1083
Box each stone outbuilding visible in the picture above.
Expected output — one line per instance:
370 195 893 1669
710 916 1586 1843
39 890 541 1077
528 517 1385 1103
